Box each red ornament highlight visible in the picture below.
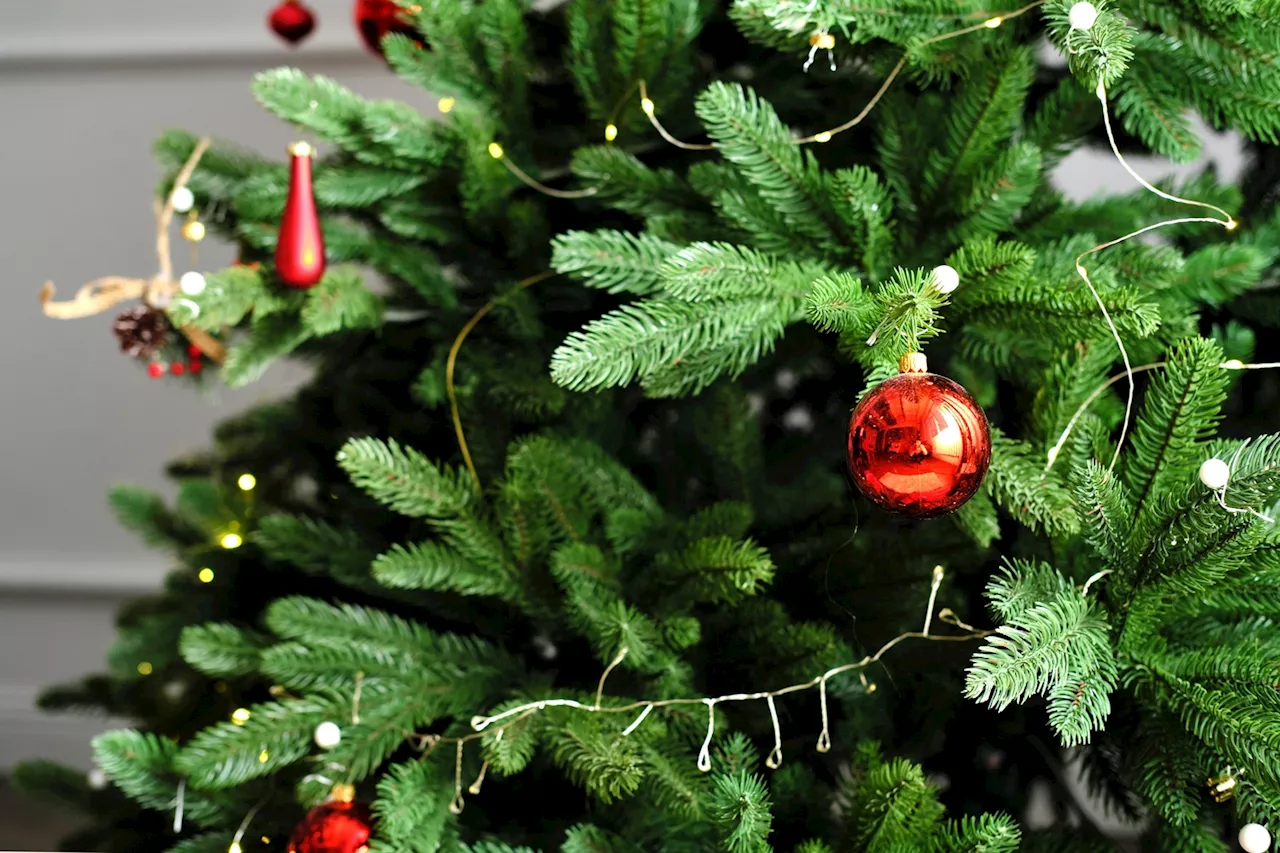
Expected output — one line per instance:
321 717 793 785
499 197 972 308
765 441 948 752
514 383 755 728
276 142 326 289
288 799 373 853
353 0 420 57
269 0 318 45
846 354 991 518
147 362 166 379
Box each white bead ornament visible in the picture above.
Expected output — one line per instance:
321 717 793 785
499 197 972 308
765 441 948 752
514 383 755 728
179 271 206 295
87 767 108 790
1068 2 1098 30
170 186 195 213
931 264 960 295
313 721 342 749
1240 823 1272 853
1199 458 1231 491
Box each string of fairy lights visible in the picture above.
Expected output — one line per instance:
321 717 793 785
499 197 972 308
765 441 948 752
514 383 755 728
87 3 1275 850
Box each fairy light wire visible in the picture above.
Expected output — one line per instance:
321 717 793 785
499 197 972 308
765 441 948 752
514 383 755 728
638 80 715 151
1046 360 1280 473
1067 81 1240 474
465 568 989 779
488 143 601 199
638 2 1048 150
447 270 557 493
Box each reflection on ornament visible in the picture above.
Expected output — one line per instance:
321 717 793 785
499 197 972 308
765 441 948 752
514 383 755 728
846 353 991 518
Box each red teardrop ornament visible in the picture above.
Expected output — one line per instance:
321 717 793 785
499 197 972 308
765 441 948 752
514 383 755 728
353 0 421 58
287 800 373 853
846 356 991 518
276 142 325 289
269 1 317 45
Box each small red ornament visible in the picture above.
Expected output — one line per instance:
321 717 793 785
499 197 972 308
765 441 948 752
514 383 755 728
846 353 991 518
189 359 204 375
353 0 420 57
288 787 372 853
269 0 317 45
188 343 204 359
276 142 326 289
147 362 166 379
170 362 186 376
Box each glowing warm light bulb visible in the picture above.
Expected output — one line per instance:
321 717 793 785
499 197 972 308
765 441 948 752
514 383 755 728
228 843 243 853
641 98 655 116
814 131 832 143
1223 359 1245 370
487 142 504 159
137 662 154 675
604 123 618 142
220 532 244 550
984 16 1003 28
1227 218 1239 230
231 707 251 725
237 473 257 491
258 749 270 763
198 568 215 583
437 96 456 113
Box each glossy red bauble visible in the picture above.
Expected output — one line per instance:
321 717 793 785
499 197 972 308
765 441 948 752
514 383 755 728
276 142 326 289
353 0 420 57
170 362 186 376
287 800 373 853
147 362 165 379
269 0 318 45
846 361 991 518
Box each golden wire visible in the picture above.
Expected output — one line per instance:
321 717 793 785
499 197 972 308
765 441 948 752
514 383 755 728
447 271 557 493
638 2 1049 150
638 80 717 150
498 155 601 198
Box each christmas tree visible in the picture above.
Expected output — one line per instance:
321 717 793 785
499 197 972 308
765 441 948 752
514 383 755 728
16 0 1280 851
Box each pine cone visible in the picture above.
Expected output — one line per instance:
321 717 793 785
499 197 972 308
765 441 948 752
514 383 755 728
113 305 170 359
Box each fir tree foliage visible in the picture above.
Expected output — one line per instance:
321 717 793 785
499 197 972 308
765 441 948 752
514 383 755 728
18 0 1280 852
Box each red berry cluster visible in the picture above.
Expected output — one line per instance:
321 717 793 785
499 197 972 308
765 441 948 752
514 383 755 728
148 345 206 379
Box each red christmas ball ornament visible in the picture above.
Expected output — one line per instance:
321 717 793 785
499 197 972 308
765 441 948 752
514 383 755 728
147 362 166 379
269 0 318 45
170 362 186 376
276 141 326 289
847 353 991 518
353 0 420 57
189 359 204 375
288 786 372 853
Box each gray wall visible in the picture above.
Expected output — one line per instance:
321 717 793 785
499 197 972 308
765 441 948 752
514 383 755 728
0 1 1244 773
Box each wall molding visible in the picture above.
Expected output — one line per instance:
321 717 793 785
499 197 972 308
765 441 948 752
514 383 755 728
0 685 126 771
0 558 166 595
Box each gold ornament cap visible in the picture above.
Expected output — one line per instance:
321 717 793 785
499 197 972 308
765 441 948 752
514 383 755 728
899 352 928 374
1207 771 1237 802
330 782 357 804
287 141 315 158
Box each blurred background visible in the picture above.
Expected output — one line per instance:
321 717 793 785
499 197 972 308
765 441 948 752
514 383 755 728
0 1 1246 847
